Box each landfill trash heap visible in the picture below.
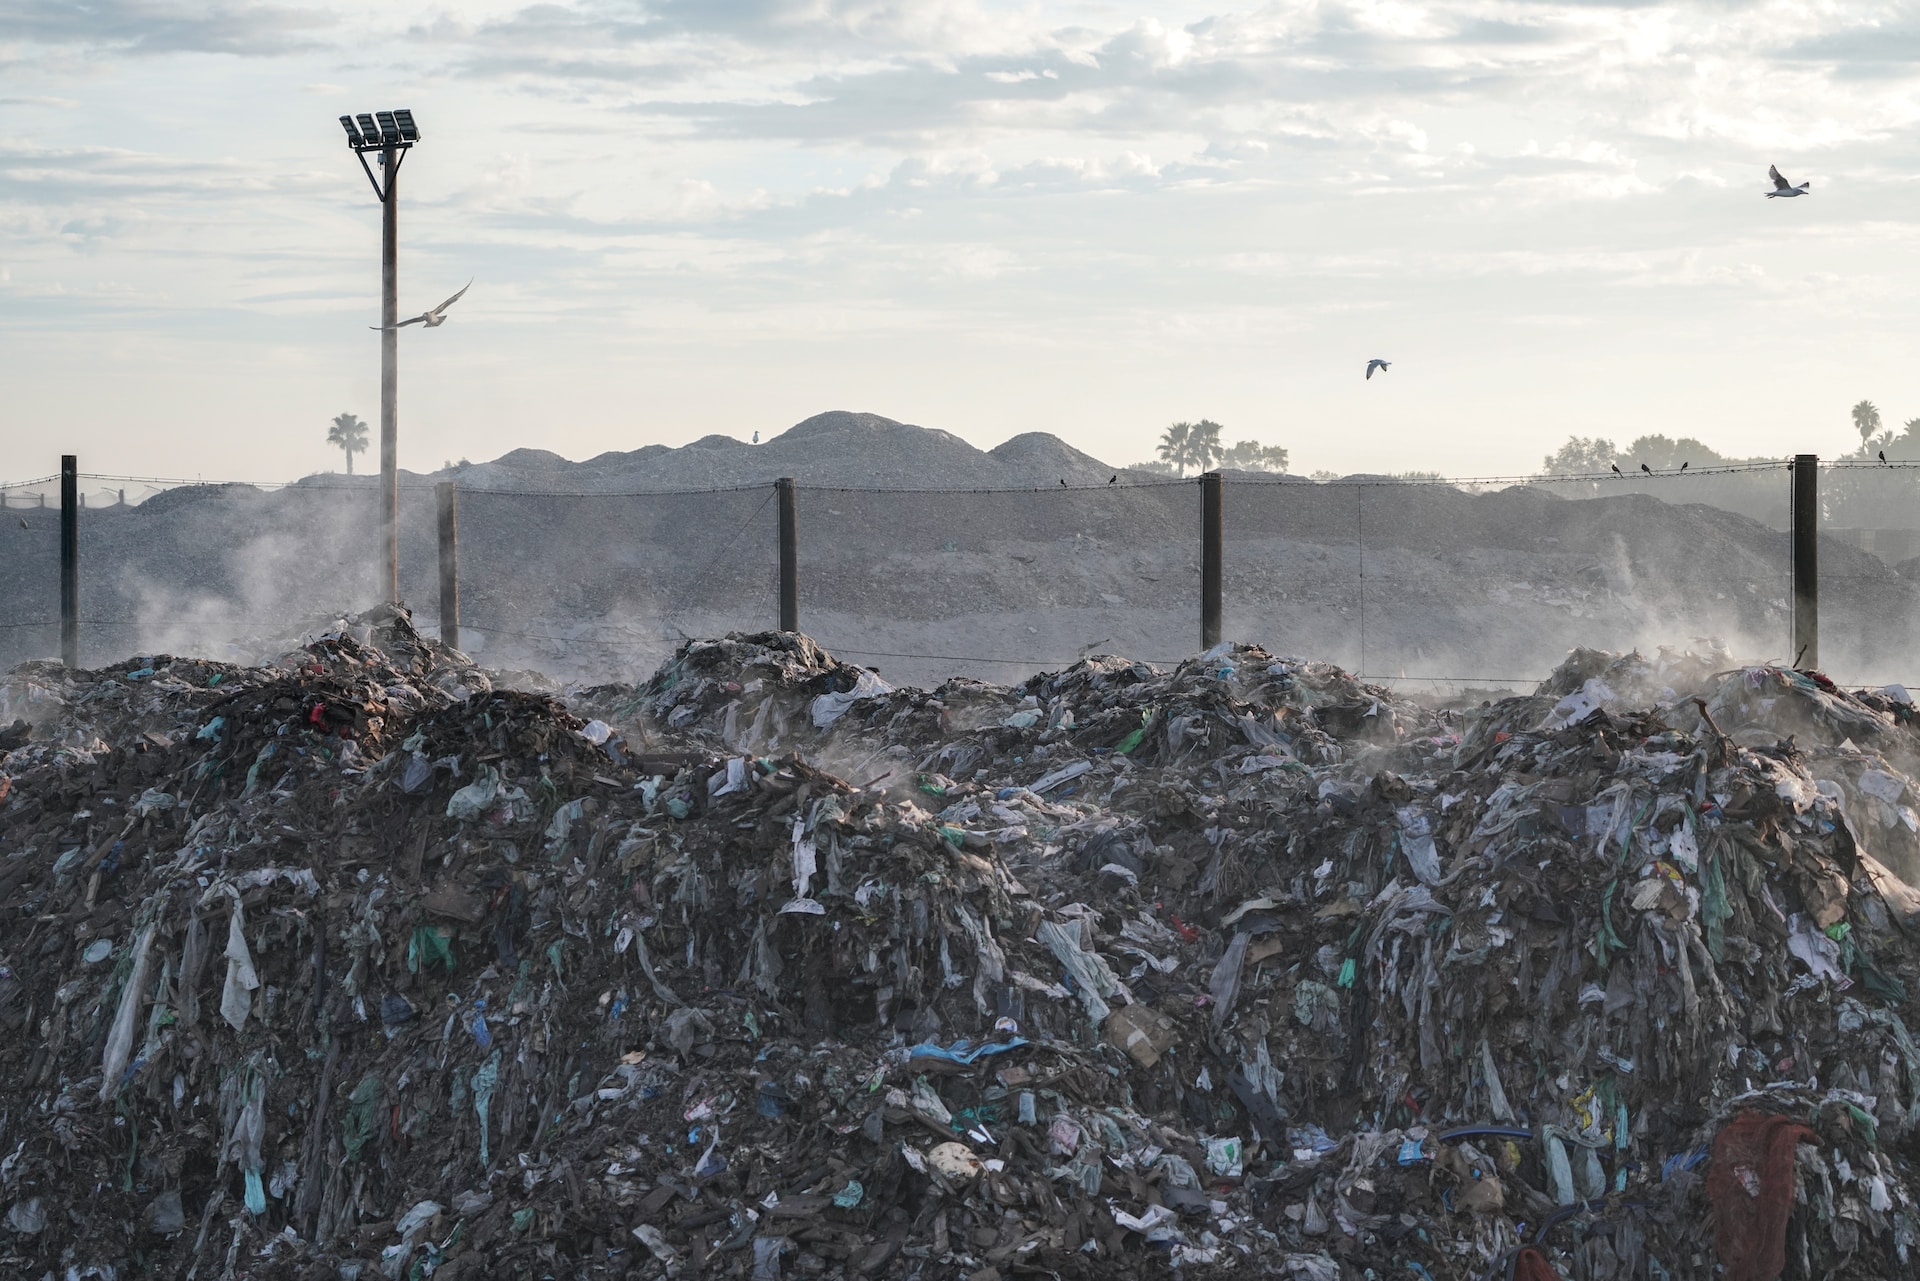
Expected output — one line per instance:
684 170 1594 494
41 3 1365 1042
2 611 1920 1281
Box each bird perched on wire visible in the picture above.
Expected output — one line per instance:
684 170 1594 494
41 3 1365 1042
1680 461 1689 471
1881 450 1889 465
1766 165 1810 198
1641 463 1653 475
372 280 471 330
1108 475 1117 485
1610 463 1622 476
1059 478 1067 487
1365 359 1391 380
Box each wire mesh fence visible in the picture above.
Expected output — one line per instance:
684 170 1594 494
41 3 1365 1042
2 460 1913 690
451 485 780 680
788 481 1194 688
1817 462 1920 687
0 481 392 667
1220 465 1800 696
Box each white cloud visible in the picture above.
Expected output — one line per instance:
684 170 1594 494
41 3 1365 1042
0 0 333 56
4 0 1920 483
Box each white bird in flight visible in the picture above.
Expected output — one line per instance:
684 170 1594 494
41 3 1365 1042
372 280 472 330
1766 165 1810 198
1365 359 1391 380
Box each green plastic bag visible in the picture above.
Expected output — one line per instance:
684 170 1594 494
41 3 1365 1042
408 925 455 975
343 1074 383 1161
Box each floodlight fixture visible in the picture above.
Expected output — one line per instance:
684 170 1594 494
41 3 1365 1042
339 106 423 602
343 106 418 200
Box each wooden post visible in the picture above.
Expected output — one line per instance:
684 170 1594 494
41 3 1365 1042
436 481 460 651
1200 471 1223 650
777 478 798 633
1792 454 1819 669
60 455 77 668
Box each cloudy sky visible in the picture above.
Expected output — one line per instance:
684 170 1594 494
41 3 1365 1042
3 0 1918 484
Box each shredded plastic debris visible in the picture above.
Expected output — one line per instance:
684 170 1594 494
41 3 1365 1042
3 617 1920 1278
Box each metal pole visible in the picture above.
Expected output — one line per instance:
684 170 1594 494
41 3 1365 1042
1200 470 1223 650
436 481 460 652
60 455 77 668
380 144 400 604
777 477 798 633
1792 453 1819 669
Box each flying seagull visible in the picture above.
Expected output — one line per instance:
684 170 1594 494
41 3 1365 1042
1365 359 1391 380
372 280 472 330
1766 165 1810 198
1641 463 1653 475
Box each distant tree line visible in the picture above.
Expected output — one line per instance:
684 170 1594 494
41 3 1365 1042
1542 401 1920 476
1134 420 1290 476
1848 400 1920 460
1539 434 1730 475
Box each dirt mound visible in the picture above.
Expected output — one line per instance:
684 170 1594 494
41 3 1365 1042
446 412 1121 494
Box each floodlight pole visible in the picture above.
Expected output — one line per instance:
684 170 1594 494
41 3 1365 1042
380 146 399 604
342 108 417 606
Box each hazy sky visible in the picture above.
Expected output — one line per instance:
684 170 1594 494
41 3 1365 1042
3 0 1918 485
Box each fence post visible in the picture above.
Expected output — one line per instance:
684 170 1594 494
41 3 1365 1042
1792 453 1819 669
436 481 460 652
777 477 799 633
1200 470 1223 651
60 455 78 668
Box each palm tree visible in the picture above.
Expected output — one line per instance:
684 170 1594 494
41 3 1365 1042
328 413 369 474
1156 421 1194 475
1156 420 1227 476
1852 400 1882 455
1188 419 1224 472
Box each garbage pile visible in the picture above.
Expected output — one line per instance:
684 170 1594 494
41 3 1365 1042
3 616 1920 1280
